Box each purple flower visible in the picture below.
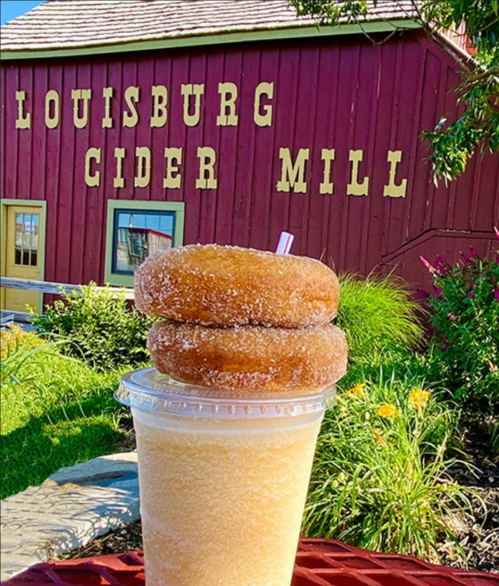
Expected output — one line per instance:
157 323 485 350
441 341 450 351
469 247 478 257
416 288 430 299
434 256 448 276
433 287 443 297
495 288 499 301
447 312 456 321
420 256 435 273
467 291 475 298
460 252 470 263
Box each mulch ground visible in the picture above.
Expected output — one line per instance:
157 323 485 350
439 413 499 573
58 413 499 573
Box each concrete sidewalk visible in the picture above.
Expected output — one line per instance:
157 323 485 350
1 452 139 581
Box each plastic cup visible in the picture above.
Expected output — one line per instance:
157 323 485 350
116 367 335 586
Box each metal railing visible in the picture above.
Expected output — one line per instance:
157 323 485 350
0 277 134 299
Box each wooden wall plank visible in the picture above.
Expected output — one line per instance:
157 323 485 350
4 66 20 201
182 50 206 243
150 52 172 203
288 43 320 257
69 61 92 285
306 41 338 263
335 40 360 269
232 47 259 247
17 66 33 201
268 42 300 253
196 49 217 244
134 55 155 202
84 58 107 285
248 47 279 251
31 64 48 203
214 49 243 246
53 62 76 283
119 57 138 201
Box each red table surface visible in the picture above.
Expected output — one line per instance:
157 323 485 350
3 538 498 585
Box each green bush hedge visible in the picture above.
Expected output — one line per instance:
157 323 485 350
32 283 156 371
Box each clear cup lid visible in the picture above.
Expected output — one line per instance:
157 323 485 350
115 368 336 419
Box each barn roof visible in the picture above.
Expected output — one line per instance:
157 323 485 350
0 0 419 59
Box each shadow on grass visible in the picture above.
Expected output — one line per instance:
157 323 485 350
1 390 133 499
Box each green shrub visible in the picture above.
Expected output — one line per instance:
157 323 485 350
305 371 476 561
337 274 424 363
32 283 156 371
1 328 130 498
421 249 499 405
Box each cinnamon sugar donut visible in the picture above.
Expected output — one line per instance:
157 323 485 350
148 321 348 393
135 244 339 328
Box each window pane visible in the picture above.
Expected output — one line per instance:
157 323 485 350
15 214 24 248
31 250 38 267
114 210 174 274
28 214 39 256
23 250 30 266
15 248 22 265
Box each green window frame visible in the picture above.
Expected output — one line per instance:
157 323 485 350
104 200 185 288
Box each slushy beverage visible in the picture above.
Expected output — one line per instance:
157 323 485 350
117 368 334 586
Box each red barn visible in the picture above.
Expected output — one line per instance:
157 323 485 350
1 0 498 313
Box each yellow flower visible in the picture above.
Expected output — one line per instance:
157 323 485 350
409 389 431 412
1 325 42 360
345 383 365 399
374 428 388 447
376 403 400 418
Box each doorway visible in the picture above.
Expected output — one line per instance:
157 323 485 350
1 200 46 314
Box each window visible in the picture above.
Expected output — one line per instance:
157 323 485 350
15 213 39 267
105 201 185 287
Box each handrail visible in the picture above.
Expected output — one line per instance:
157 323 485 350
0 277 135 300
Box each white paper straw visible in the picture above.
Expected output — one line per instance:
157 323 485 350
275 232 294 255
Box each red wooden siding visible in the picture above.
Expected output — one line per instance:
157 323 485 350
1 29 498 292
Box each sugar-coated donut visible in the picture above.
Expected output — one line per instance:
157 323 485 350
135 244 340 328
148 320 348 393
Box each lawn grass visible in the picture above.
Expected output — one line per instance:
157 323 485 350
1 327 134 499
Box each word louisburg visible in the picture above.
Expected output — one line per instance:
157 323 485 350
14 84 407 198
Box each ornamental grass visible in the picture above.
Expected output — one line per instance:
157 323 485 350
336 273 424 363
